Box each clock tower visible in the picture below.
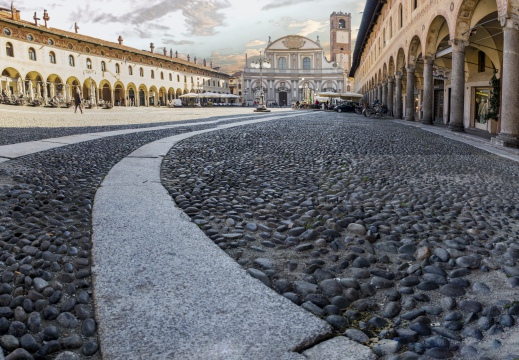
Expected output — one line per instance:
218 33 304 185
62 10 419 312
330 12 352 73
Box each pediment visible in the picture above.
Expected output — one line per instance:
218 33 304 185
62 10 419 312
267 35 321 51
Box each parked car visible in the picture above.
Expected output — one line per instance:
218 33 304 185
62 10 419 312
169 99 182 107
334 101 358 113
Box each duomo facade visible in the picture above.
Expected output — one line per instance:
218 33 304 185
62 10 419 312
0 4 230 107
350 0 519 147
242 12 353 107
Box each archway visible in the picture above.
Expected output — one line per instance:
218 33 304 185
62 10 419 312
149 86 158 106
66 76 81 103
139 85 148 106
114 81 125 106
46 74 63 101
127 82 137 106
82 78 98 106
24 71 43 100
424 15 451 124
405 35 423 121
159 86 167 106
99 80 112 103
456 3 502 133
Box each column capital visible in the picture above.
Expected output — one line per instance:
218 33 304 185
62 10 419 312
500 14 519 29
423 55 434 65
406 64 415 72
449 38 470 52
395 71 403 79
388 76 395 83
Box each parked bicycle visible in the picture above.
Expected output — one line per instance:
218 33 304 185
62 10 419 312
365 104 389 118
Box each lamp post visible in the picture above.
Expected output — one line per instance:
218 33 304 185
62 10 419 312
250 51 271 112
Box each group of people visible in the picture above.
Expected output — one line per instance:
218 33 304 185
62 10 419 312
293 99 332 110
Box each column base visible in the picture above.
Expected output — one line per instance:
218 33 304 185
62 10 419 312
492 133 519 148
449 123 465 132
254 106 271 113
405 116 415 122
421 118 433 125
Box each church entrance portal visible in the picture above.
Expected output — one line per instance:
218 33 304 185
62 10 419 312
279 92 287 107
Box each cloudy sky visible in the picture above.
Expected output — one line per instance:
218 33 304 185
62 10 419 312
3 0 366 73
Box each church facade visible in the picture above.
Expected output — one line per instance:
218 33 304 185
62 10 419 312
242 12 353 107
0 5 230 107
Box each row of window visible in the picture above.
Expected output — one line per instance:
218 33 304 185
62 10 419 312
276 57 312 70
4 42 226 86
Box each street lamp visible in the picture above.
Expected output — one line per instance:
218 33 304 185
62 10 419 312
250 50 271 112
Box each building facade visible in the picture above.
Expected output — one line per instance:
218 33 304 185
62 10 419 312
350 0 519 147
243 35 345 107
0 5 230 107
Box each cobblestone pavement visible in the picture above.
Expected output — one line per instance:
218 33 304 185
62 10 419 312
0 107 290 359
1 108 519 359
161 113 519 360
0 104 291 145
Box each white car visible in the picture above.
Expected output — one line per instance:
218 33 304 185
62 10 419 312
169 99 182 107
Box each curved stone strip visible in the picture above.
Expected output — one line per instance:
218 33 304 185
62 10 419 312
0 113 281 160
92 114 334 359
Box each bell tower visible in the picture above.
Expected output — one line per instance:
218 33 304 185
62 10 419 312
330 12 352 72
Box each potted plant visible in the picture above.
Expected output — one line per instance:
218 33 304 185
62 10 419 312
485 67 500 134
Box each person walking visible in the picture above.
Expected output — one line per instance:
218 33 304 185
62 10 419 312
74 89 83 114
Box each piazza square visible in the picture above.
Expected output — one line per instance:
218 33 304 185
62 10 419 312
0 1 518 359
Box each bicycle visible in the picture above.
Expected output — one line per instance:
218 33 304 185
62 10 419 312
365 104 388 118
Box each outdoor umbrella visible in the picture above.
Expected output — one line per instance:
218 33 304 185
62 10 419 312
179 92 198 98
28 81 34 100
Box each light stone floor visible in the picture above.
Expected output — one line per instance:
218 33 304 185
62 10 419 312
0 104 292 128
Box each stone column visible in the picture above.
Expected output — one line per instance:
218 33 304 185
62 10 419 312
387 76 394 116
494 18 519 147
422 56 434 125
405 64 415 121
382 81 388 106
395 72 403 118
377 85 382 102
449 39 468 132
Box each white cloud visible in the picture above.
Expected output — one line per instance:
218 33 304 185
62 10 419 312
288 19 327 37
244 40 267 48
